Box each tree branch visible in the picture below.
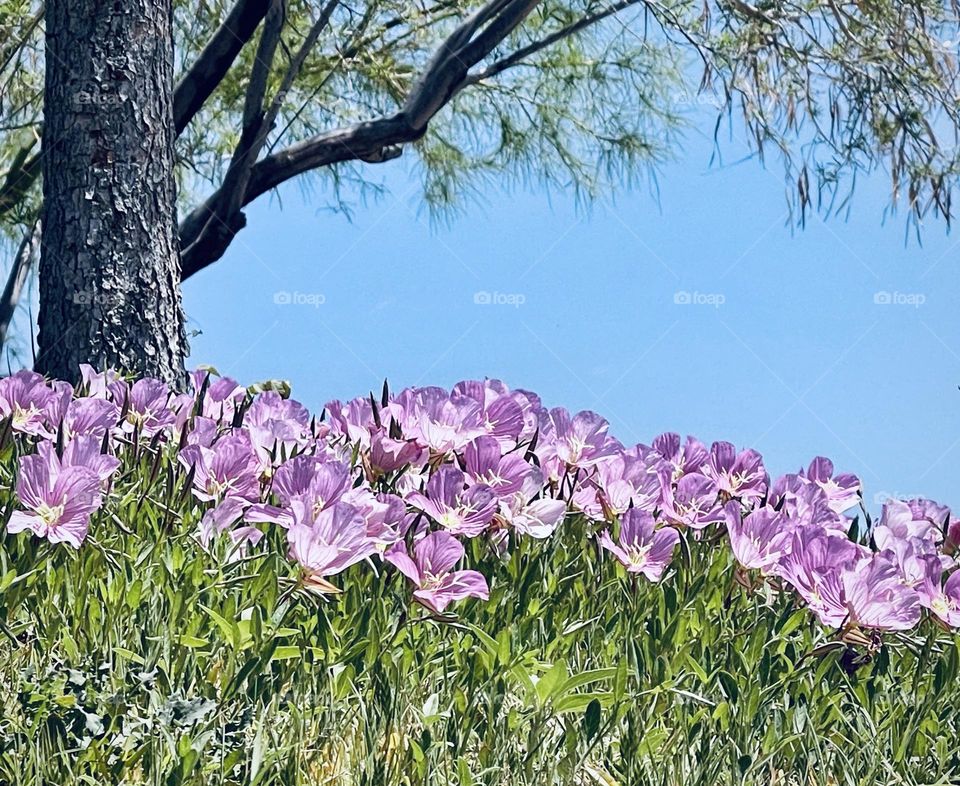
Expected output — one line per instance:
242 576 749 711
0 145 40 218
173 0 273 135
463 0 643 87
180 0 639 279
0 220 39 354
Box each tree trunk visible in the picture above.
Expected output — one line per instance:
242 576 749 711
38 0 187 385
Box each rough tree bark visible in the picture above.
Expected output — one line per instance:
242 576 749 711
38 0 187 385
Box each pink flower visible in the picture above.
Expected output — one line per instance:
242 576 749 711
179 432 261 503
286 502 376 577
539 408 620 468
198 497 264 560
408 466 497 537
915 558 960 628
8 444 104 548
599 508 679 581
0 370 59 438
701 442 767 503
658 473 723 530
724 501 792 571
804 457 861 514
385 531 489 613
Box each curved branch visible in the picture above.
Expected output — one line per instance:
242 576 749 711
179 0 639 280
0 220 39 354
173 0 272 135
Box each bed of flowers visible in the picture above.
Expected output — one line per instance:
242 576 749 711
0 366 958 784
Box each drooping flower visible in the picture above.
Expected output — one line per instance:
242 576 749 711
774 525 868 627
7 445 104 548
875 498 942 545
198 497 264 560
286 502 376 577
384 530 489 613
841 553 922 631
599 508 680 581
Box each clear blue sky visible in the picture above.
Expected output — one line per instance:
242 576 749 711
183 122 960 513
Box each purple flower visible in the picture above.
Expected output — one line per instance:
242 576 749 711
190 371 246 422
179 432 261 503
916 559 960 628
651 433 708 480
723 501 792 571
61 397 120 440
246 391 311 466
539 408 620 468
341 488 406 550
874 499 942 549
452 379 526 447
61 436 121 484
199 497 264 559
368 432 423 474
841 553 921 631
509 498 567 538
701 442 767 503
403 388 485 453
79 365 122 399
774 525 868 627
119 378 176 437
286 502 376 577
572 451 662 520
8 444 104 548
0 370 59 437
463 436 533 498
599 508 679 581
776 527 919 630
804 457 861 514
658 473 723 530
384 531 489 613
409 466 498 537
